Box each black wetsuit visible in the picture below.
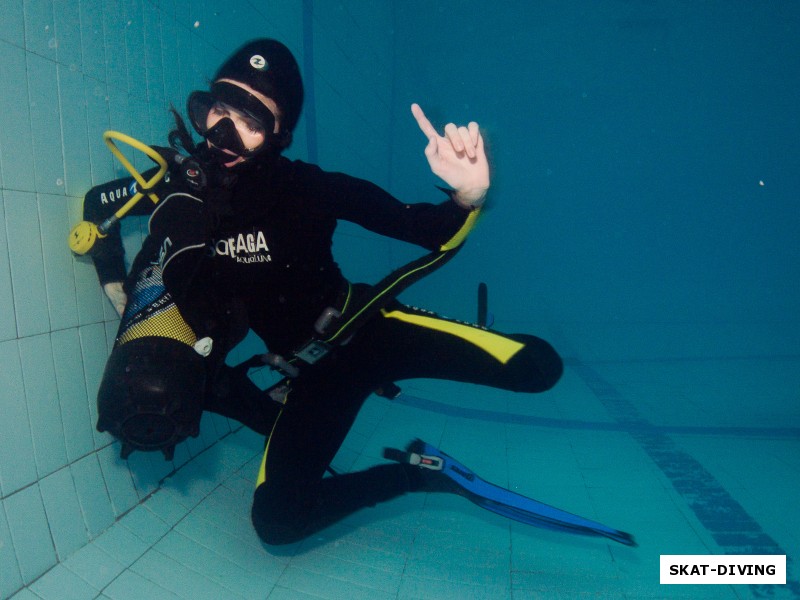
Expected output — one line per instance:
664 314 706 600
84 153 563 545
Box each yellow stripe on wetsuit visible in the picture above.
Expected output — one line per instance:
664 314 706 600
440 207 481 251
257 405 285 487
381 308 524 364
256 439 269 487
325 208 481 345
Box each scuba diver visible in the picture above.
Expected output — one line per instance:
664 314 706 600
81 39 634 547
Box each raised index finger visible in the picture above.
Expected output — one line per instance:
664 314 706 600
411 103 439 139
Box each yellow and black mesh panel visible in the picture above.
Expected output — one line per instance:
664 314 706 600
116 264 197 348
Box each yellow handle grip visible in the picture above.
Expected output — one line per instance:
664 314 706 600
102 131 169 222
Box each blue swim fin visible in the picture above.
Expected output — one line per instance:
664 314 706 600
385 439 636 547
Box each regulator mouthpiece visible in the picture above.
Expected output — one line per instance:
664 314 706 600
68 221 105 255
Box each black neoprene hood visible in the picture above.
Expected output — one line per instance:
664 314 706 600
214 38 304 135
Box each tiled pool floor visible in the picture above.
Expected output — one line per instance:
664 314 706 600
12 359 799 599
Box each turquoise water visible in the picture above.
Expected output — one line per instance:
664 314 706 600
0 1 797 598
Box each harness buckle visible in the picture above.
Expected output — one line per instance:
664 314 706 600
294 339 332 365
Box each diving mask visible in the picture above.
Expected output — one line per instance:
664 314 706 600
187 81 277 159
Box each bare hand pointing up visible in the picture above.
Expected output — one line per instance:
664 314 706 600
412 103 490 209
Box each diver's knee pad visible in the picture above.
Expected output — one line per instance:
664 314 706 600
96 262 210 460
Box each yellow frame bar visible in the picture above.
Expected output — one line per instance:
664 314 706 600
102 131 169 220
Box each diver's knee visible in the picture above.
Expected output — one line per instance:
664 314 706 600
512 335 563 393
537 343 564 391
252 505 310 546
252 510 302 546
251 486 307 546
